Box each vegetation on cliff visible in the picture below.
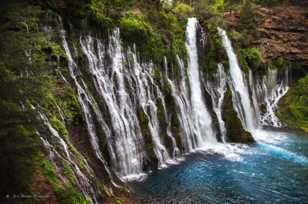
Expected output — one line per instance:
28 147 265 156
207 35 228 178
278 75 308 132
0 0 307 203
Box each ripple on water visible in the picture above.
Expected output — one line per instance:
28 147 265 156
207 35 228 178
132 130 308 203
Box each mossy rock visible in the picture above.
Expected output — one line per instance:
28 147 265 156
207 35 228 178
222 88 254 143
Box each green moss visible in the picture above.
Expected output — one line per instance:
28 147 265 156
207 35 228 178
50 115 68 138
201 22 227 75
54 184 90 204
61 160 76 184
56 85 80 123
41 158 89 204
222 88 254 143
41 159 59 186
119 11 165 62
69 146 89 172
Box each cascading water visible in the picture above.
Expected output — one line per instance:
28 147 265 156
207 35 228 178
217 27 308 163
61 31 118 186
126 48 171 168
80 32 145 179
39 113 98 204
206 64 227 142
186 17 217 146
218 28 290 132
58 18 293 189
79 28 177 179
165 56 195 152
218 27 257 132
252 69 289 127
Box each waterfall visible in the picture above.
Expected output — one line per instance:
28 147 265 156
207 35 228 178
127 48 171 168
61 31 119 186
39 113 97 204
185 17 217 146
58 19 290 185
206 64 227 142
218 27 290 133
218 27 257 132
251 68 289 127
80 31 145 179
165 56 195 152
78 28 178 178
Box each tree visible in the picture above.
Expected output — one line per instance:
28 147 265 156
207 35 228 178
238 0 256 32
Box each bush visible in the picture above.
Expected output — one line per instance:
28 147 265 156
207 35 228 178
244 47 262 65
172 3 193 19
120 12 153 44
278 74 308 132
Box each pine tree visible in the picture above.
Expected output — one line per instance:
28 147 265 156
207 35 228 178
238 0 256 32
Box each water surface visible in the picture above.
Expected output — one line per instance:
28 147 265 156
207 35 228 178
132 129 308 204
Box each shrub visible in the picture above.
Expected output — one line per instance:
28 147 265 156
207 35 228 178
172 3 193 19
244 47 262 65
120 12 153 44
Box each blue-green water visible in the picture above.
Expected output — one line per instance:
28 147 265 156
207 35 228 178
132 129 308 203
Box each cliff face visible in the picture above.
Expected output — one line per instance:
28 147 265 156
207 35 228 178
225 4 308 68
0 1 307 203
254 5 308 66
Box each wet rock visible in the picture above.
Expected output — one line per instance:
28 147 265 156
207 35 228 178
222 88 255 143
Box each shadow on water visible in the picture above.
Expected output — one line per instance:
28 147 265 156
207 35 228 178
131 129 308 204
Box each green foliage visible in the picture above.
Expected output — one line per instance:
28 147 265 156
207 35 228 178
61 161 76 184
0 3 84 200
87 0 114 30
238 0 256 33
145 8 187 62
272 56 286 69
172 2 193 18
0 3 57 197
196 0 225 14
243 47 262 66
120 11 166 62
120 12 154 43
56 85 80 123
234 47 263 73
202 22 228 74
278 74 308 132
